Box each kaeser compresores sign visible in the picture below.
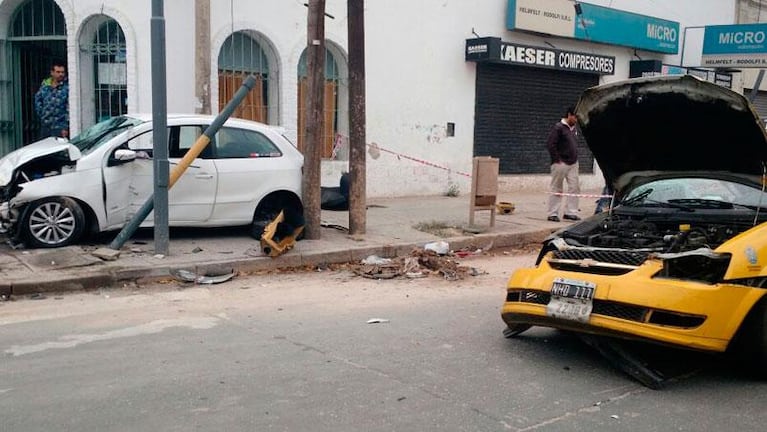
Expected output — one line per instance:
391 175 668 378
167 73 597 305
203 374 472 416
702 24 767 67
507 0 679 54
466 37 615 75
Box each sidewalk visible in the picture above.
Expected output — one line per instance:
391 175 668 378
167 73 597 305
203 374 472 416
0 189 599 297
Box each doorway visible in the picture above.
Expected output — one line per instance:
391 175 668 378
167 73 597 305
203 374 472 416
7 0 67 148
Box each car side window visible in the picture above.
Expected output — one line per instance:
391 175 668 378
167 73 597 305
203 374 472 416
214 127 282 159
126 131 154 159
170 125 211 159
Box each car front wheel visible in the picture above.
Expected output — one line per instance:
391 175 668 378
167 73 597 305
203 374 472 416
21 197 86 248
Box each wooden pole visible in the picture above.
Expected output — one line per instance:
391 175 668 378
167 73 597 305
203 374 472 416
302 0 326 239
348 0 366 234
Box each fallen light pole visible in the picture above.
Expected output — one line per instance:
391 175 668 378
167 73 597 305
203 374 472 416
108 75 257 251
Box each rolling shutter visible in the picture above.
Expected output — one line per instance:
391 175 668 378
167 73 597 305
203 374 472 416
473 63 598 174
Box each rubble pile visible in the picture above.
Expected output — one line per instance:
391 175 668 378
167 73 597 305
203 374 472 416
352 248 476 281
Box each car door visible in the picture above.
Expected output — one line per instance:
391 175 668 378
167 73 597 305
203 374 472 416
102 133 138 227
167 125 217 223
126 125 217 224
209 126 290 223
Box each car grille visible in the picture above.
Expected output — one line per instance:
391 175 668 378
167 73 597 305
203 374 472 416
552 249 649 266
547 249 649 275
506 290 704 329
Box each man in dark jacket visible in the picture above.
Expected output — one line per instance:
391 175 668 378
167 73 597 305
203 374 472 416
545 106 580 222
34 61 69 139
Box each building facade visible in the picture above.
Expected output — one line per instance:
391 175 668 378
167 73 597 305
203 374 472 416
0 0 741 197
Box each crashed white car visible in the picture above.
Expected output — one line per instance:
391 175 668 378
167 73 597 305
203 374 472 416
0 114 304 248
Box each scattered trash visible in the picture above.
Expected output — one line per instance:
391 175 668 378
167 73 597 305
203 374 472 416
496 201 515 214
424 241 450 255
397 397 407 402
352 247 477 281
611 415 620 420
366 318 390 324
130 247 143 253
361 255 392 265
171 269 236 284
153 254 165 259
29 293 47 300
260 210 304 258
192 247 203 253
320 222 349 232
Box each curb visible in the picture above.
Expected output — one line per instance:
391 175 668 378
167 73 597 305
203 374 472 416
6 228 553 296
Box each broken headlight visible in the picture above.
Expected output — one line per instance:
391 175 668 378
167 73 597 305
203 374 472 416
654 248 731 284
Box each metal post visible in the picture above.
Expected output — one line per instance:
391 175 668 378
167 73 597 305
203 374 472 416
348 0 366 234
151 0 169 255
108 76 257 250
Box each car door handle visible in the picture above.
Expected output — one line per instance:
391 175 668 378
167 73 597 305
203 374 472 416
195 173 214 179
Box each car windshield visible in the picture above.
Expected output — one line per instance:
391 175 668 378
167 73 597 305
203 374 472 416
70 116 144 154
621 177 767 209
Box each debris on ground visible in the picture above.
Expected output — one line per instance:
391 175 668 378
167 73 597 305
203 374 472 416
352 248 480 281
361 255 392 265
366 318 390 324
424 241 450 255
91 247 121 261
171 269 236 284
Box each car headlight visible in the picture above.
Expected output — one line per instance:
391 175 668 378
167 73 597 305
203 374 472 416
654 248 731 284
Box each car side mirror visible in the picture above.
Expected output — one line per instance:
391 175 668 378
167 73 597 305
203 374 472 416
109 149 137 166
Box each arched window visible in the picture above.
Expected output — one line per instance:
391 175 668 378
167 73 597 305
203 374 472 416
297 48 342 158
91 19 127 121
10 0 66 37
218 31 270 123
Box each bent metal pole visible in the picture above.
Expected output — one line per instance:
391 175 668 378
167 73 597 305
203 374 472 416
108 75 257 250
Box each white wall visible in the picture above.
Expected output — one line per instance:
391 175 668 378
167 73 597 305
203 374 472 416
0 0 740 197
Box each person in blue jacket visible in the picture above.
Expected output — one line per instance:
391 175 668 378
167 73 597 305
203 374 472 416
34 60 69 140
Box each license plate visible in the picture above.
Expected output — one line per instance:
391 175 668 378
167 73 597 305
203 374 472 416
546 278 596 323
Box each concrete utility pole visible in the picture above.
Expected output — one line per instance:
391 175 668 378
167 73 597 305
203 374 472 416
302 0 326 239
195 0 211 114
151 0 169 255
348 0 366 234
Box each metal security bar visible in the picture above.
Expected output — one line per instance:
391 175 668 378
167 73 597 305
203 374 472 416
217 31 270 123
297 48 343 158
10 0 66 39
89 19 127 122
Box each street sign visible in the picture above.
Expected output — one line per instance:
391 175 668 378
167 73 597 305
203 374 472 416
702 23 767 68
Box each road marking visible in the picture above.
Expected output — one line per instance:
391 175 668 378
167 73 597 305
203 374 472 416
4 317 219 357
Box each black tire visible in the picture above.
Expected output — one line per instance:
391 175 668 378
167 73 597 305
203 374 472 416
503 324 533 338
733 298 767 377
21 197 86 248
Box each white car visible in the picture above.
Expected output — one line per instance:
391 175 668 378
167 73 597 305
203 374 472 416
0 114 304 248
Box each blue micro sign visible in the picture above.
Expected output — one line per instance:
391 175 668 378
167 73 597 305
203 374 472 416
702 24 767 67
507 0 679 54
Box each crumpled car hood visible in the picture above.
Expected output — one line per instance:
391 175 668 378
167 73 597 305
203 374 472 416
0 138 81 187
576 75 767 192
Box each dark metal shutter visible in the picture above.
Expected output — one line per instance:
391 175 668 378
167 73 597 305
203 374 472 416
473 63 598 174
745 88 767 120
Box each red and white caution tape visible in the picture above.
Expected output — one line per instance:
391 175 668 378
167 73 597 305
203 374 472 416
548 192 614 198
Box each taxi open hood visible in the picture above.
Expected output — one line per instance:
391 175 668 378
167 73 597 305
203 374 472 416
0 138 81 187
575 75 767 192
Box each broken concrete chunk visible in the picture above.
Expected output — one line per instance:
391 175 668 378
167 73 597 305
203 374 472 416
91 247 121 261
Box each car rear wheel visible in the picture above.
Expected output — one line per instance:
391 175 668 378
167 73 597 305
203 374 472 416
21 197 86 248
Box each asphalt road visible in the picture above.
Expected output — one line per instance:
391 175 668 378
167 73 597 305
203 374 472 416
1 251 766 431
